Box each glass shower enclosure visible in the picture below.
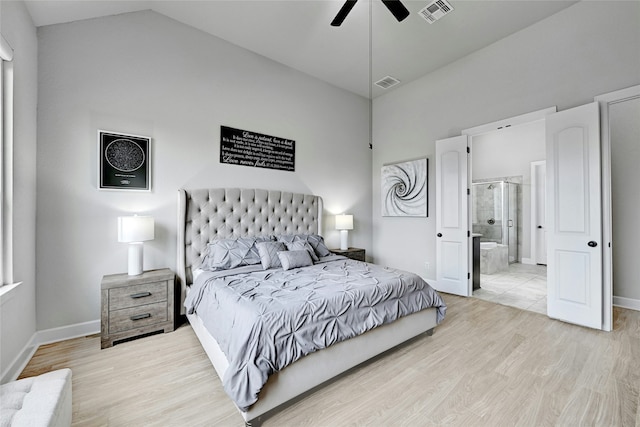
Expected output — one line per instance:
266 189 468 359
472 181 519 263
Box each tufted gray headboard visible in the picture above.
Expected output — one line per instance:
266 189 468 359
177 188 323 308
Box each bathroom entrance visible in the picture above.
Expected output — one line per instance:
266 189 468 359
465 114 548 314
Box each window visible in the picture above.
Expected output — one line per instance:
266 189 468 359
1 34 14 289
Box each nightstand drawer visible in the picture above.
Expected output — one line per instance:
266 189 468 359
108 302 168 334
108 281 167 310
101 268 175 349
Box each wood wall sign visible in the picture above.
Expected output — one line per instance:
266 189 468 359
220 126 295 172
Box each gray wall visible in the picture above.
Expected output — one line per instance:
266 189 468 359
610 97 640 301
0 0 38 381
372 0 640 303
36 11 372 330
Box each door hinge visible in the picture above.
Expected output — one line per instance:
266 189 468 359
468 272 471 280
467 188 470 195
466 146 470 154
468 230 470 237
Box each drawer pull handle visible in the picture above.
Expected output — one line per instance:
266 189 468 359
130 313 151 321
130 292 152 299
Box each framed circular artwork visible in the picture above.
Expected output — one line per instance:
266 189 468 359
98 130 151 191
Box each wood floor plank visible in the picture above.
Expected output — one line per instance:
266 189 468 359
17 294 640 426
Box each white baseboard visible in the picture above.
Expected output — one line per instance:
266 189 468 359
1 333 38 384
36 319 100 346
521 258 535 265
1 320 100 383
613 296 640 312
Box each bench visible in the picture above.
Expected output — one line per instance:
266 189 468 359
0 368 72 426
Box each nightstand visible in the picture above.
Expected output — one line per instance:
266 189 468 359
101 268 176 349
330 247 366 261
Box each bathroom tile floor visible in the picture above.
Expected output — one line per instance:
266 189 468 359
473 262 547 314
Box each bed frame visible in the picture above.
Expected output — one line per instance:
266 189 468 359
177 188 438 426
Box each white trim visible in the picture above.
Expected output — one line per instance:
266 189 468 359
420 275 437 286
1 60 14 286
520 258 535 265
594 84 640 332
0 320 100 383
613 296 640 312
1 332 37 383
462 107 556 137
0 281 21 306
36 319 100 346
595 85 640 104
0 34 13 62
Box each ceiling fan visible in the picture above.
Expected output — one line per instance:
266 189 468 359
331 0 410 26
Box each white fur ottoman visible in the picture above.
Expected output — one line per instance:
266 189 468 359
0 368 72 427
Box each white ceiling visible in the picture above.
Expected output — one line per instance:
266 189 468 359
24 0 578 98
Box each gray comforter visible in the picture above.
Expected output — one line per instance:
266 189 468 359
184 256 446 411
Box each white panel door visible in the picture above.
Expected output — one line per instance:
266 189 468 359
532 161 547 265
546 102 602 329
435 135 470 296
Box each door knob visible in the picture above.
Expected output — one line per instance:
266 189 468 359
437 233 442 238
588 241 598 247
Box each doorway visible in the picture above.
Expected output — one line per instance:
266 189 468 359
437 98 620 330
464 113 548 313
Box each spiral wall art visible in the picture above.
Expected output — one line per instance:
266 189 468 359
381 158 428 217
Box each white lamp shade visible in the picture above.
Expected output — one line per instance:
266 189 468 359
118 216 154 243
335 214 353 230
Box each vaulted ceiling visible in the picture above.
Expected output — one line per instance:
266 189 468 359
24 0 578 98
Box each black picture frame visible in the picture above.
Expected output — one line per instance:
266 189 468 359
98 130 151 191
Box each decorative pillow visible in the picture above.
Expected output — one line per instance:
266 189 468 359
203 236 272 271
276 234 331 258
256 241 286 270
285 240 319 262
278 250 313 271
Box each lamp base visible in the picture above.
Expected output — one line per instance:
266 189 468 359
340 230 349 251
128 242 144 275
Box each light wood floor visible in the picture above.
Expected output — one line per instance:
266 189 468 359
20 295 640 426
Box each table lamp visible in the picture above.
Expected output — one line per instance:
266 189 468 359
335 214 353 250
118 215 154 275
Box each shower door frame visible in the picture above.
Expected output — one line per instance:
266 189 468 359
471 180 518 263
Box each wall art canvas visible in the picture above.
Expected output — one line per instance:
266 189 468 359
98 130 151 191
381 158 428 217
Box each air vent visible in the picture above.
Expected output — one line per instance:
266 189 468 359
419 0 454 24
375 76 400 90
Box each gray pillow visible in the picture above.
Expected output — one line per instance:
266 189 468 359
256 241 286 270
285 240 319 262
203 236 272 271
278 250 313 271
276 234 331 258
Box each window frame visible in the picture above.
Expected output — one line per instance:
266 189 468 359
1 34 14 289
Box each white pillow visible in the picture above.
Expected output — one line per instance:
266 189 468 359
278 250 313 271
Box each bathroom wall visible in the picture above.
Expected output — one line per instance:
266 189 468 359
471 120 545 263
472 178 522 263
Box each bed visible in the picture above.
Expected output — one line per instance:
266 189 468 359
177 188 446 426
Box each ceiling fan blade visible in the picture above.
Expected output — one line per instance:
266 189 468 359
381 0 410 22
331 0 358 27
